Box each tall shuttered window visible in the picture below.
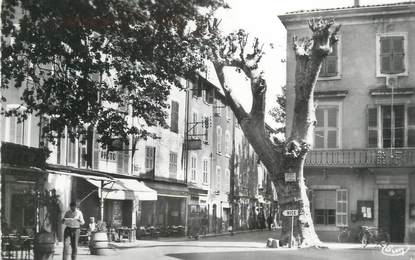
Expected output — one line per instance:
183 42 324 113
380 36 405 74
7 116 25 145
203 159 209 183
408 106 415 147
145 146 156 175
319 43 338 77
191 155 197 181
336 189 348 227
169 152 178 177
216 126 222 153
170 101 179 133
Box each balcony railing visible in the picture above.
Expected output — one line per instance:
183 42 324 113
305 148 415 167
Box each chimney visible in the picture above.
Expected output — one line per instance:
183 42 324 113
354 0 360 6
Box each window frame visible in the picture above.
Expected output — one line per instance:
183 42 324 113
336 189 348 227
170 100 179 133
376 32 408 77
313 102 342 150
318 36 342 81
190 154 197 182
367 104 415 148
145 146 156 173
4 104 30 146
169 151 178 176
216 126 222 154
202 158 209 184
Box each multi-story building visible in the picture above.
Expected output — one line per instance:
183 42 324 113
185 73 215 235
279 1 415 243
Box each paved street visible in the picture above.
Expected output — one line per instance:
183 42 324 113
55 231 415 260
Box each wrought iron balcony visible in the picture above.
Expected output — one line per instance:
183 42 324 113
304 148 415 168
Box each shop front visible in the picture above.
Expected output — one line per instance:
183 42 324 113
187 187 208 236
1 142 50 236
140 181 188 236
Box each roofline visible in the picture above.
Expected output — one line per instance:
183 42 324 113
278 2 415 27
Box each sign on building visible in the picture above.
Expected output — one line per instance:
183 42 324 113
284 172 296 182
282 209 299 217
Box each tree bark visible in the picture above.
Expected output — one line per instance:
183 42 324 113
210 18 340 247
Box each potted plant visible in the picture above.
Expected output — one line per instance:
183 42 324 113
89 221 111 255
33 189 61 260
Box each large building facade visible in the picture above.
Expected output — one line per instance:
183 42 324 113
280 2 415 243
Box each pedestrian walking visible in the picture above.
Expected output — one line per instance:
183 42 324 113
62 201 85 260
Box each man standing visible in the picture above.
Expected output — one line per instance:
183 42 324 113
62 201 85 260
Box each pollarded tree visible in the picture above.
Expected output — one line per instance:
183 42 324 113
1 0 226 147
205 18 340 247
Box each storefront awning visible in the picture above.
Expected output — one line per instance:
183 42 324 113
87 178 157 201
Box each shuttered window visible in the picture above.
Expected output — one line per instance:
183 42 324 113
170 101 179 133
380 36 405 74
225 131 231 156
190 155 197 181
336 189 348 227
368 107 379 148
203 159 209 183
169 152 178 177
145 146 155 175
192 113 198 135
408 106 415 147
216 166 221 191
216 126 222 153
320 43 338 77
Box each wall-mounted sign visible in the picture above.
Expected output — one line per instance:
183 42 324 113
284 172 296 182
282 209 299 217
186 139 202 150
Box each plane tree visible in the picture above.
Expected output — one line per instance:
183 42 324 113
204 18 340 247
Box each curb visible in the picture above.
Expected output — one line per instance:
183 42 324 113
108 229 277 249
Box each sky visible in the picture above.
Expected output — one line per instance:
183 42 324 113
214 0 410 126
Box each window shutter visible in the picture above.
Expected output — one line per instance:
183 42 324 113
368 107 378 148
325 56 337 76
8 117 16 142
407 106 415 147
93 130 100 170
380 37 392 74
392 37 405 73
336 189 348 227
319 43 338 77
170 101 179 133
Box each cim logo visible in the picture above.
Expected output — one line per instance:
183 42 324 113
381 245 410 257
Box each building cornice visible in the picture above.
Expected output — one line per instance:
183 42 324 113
278 2 415 28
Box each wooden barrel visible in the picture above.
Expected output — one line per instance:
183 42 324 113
34 232 55 260
89 231 110 255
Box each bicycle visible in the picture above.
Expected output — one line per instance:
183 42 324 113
360 226 390 247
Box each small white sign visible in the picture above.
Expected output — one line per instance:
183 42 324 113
284 172 296 182
282 209 299 217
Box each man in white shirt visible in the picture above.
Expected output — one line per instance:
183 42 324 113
62 201 85 260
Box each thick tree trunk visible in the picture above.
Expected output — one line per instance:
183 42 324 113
209 17 340 248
